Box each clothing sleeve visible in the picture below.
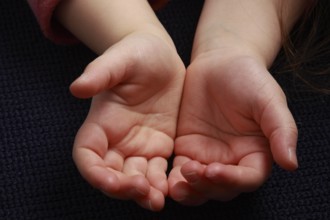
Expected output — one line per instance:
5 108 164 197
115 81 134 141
27 0 78 44
27 0 169 44
149 0 169 11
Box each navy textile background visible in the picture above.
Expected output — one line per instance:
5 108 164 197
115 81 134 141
1 0 329 219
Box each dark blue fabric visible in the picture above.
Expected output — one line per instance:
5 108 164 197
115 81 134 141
1 0 329 219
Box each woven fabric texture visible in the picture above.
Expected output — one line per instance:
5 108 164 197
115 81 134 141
1 0 329 219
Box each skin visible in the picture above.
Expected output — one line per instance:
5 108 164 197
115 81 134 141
55 0 309 211
56 0 185 211
168 0 309 205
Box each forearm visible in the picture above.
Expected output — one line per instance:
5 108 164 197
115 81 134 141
192 0 309 67
55 0 174 54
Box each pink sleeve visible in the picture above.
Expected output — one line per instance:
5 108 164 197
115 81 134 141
27 0 169 44
27 0 78 44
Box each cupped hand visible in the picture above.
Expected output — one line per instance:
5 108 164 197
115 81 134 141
168 54 298 205
71 33 185 211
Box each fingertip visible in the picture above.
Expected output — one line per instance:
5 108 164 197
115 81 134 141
168 172 208 206
271 134 299 171
168 181 190 202
204 163 225 181
181 160 204 183
147 157 169 196
90 169 121 195
167 166 183 192
149 189 166 211
136 188 165 211
204 162 268 193
102 172 121 193
155 179 169 196
131 175 151 197
288 147 299 170
259 95 299 172
170 182 207 206
278 147 299 171
148 178 168 197
70 73 98 98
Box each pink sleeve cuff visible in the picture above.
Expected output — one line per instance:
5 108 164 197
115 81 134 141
27 0 169 44
149 0 169 10
27 0 78 44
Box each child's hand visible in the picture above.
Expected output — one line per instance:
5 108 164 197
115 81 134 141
71 33 185 211
168 54 298 205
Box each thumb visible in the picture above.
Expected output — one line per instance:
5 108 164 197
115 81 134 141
259 96 298 171
70 49 128 98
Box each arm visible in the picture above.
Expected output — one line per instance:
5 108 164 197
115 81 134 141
168 0 310 205
55 0 174 54
27 0 170 47
49 0 185 211
192 0 309 67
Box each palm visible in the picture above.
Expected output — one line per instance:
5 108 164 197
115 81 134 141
72 33 185 211
169 56 297 204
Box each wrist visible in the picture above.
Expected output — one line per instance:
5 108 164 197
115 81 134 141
127 24 176 52
191 28 274 68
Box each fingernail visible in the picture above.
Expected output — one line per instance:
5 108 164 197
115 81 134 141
184 171 199 184
288 148 298 169
205 169 216 179
77 72 90 82
148 200 154 211
135 187 148 196
176 188 189 202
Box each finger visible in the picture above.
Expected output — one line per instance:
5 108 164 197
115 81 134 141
174 135 234 165
168 157 208 205
180 160 240 201
169 175 207 206
103 150 124 172
168 156 191 201
204 154 272 193
135 187 166 211
180 160 206 184
77 153 151 199
122 157 148 176
73 122 120 192
73 122 109 162
147 157 168 195
70 47 129 98
98 170 152 200
121 157 150 197
177 162 239 202
181 161 216 203
74 148 141 199
84 165 121 194
176 152 272 201
120 175 150 198
168 156 191 188
259 97 298 171
73 123 150 199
